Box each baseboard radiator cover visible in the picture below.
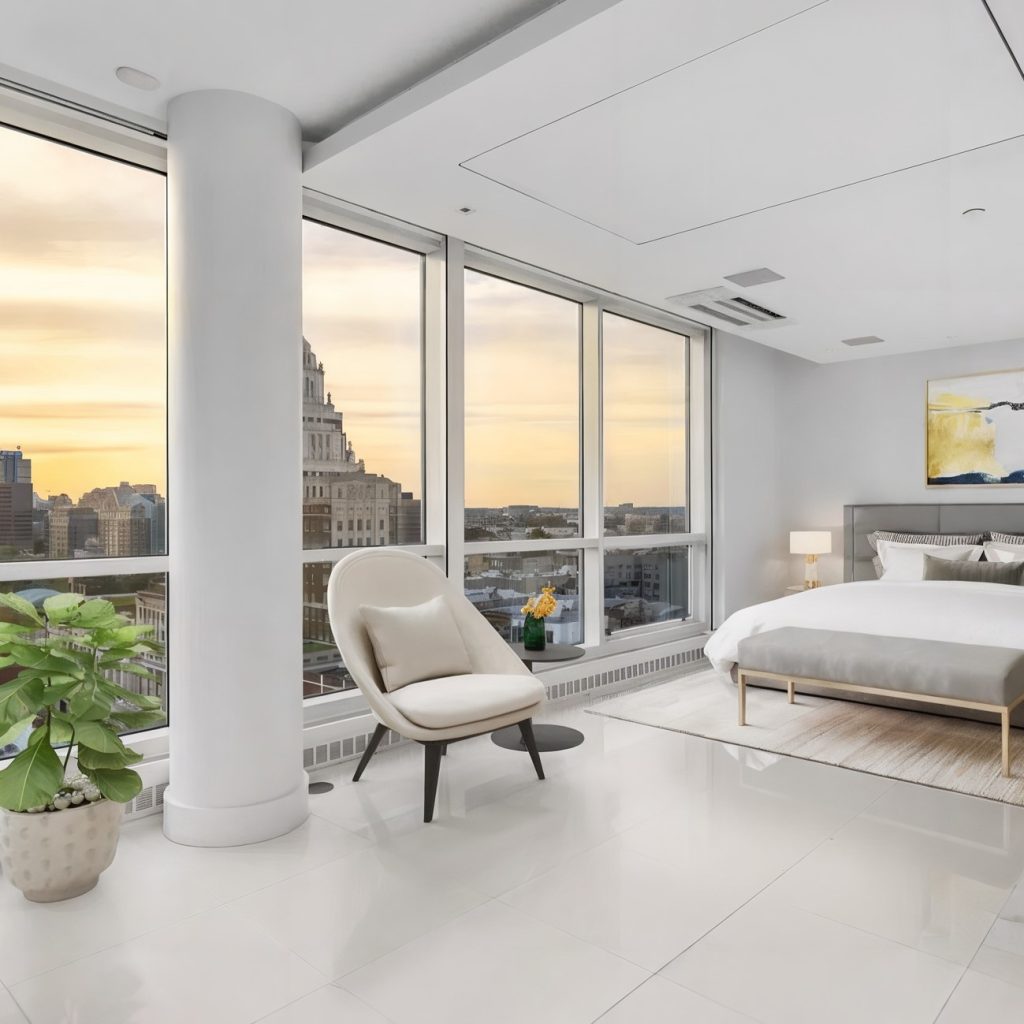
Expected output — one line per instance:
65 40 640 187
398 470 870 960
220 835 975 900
119 636 708 821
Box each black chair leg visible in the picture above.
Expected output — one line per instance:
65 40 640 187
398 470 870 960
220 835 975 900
518 719 545 781
423 742 443 823
352 723 388 782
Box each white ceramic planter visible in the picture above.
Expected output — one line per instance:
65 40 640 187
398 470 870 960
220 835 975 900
0 800 124 902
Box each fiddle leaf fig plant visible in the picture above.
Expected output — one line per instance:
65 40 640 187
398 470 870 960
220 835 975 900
0 591 164 812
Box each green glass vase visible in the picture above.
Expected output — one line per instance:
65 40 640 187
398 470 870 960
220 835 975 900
523 613 546 651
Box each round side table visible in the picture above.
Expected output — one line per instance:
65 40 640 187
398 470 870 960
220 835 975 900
491 642 587 752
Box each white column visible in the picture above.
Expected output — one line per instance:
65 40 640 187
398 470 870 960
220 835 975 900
163 90 308 847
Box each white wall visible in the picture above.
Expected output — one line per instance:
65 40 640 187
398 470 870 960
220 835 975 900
714 332 1024 614
713 331 806 622
777 335 1024 587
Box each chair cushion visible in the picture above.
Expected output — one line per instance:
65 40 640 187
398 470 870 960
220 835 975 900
388 673 545 730
360 595 473 692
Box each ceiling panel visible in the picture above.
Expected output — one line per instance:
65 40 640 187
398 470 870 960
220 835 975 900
463 0 1024 242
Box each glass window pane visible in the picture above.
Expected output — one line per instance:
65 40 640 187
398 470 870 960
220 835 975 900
301 561 358 698
464 271 580 540
465 550 581 645
301 221 423 550
603 314 687 536
0 126 166 562
0 573 167 757
604 547 689 634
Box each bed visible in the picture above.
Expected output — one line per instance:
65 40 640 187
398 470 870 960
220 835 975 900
705 502 1024 726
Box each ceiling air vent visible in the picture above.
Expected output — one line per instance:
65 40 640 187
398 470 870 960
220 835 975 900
841 335 885 347
723 267 785 288
665 287 789 329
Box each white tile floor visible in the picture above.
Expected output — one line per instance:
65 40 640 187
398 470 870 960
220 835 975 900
2 688 1024 1024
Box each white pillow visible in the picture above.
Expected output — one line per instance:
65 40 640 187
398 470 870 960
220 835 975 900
984 540 1024 564
360 595 473 692
876 540 983 581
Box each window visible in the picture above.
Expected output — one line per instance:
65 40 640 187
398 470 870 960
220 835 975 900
464 271 581 540
602 313 688 535
604 546 689 634
0 124 167 563
0 573 168 756
300 219 428 699
0 123 168 752
464 550 581 645
301 220 424 550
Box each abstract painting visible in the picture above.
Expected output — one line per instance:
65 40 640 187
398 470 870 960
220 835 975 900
928 369 1024 485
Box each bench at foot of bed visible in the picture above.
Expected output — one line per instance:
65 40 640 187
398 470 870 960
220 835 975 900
736 627 1024 777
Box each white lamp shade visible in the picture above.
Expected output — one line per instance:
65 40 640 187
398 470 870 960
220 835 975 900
790 530 832 555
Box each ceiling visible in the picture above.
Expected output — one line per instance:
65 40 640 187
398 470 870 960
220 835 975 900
3 0 1024 363
0 0 562 138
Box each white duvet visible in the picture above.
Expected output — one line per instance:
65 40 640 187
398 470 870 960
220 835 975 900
705 580 1024 672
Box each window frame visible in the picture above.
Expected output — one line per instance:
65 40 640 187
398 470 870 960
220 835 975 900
0 100 171 757
456 246 712 661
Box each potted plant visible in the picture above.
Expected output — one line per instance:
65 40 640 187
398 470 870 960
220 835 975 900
0 590 164 902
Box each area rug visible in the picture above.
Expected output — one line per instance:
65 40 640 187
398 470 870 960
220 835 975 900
587 669 1024 806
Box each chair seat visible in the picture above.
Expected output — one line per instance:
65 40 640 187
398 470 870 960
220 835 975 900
388 672 545 730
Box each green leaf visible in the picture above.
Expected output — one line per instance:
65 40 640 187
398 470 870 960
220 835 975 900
76 744 143 770
0 676 44 731
0 622 31 637
101 662 157 682
0 592 43 627
0 714 35 749
8 645 84 675
73 721 125 754
73 600 123 629
107 709 166 731
97 680 163 711
67 676 113 721
100 625 155 647
0 734 63 811
48 715 75 746
81 767 142 804
40 679 82 706
41 592 85 624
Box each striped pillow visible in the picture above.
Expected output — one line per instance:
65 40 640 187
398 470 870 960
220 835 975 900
866 530 984 552
990 531 1024 545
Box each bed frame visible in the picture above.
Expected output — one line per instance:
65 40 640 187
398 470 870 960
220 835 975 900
844 503 1024 582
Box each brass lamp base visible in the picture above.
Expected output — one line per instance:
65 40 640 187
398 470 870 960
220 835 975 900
803 553 820 590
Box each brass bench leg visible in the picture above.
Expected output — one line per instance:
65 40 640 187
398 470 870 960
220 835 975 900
738 671 747 726
788 680 795 705
1003 709 1011 778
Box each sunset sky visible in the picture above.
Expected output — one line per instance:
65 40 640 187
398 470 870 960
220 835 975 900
0 124 166 499
2 123 688 510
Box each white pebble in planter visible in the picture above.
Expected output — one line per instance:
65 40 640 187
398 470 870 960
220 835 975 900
0 799 124 902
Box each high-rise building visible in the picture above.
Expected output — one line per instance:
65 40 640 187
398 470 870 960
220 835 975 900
0 450 31 484
48 506 100 558
0 450 33 553
79 482 164 555
301 337 416 550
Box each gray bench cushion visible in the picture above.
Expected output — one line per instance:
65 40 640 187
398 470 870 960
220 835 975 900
737 627 1024 708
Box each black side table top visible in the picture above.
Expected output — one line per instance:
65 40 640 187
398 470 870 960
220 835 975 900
509 642 586 665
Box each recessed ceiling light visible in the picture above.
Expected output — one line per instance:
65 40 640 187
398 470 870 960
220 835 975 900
841 335 885 347
723 267 785 288
115 66 160 91
961 207 986 217
457 207 475 215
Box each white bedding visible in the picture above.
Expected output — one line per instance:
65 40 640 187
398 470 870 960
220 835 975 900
705 580 1024 672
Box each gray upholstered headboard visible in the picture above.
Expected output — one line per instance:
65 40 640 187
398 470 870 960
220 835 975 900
844 504 1024 581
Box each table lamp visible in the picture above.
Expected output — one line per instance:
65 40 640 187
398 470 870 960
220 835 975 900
790 531 831 589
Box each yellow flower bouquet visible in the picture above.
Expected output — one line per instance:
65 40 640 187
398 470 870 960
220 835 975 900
521 585 558 619
522 585 558 651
